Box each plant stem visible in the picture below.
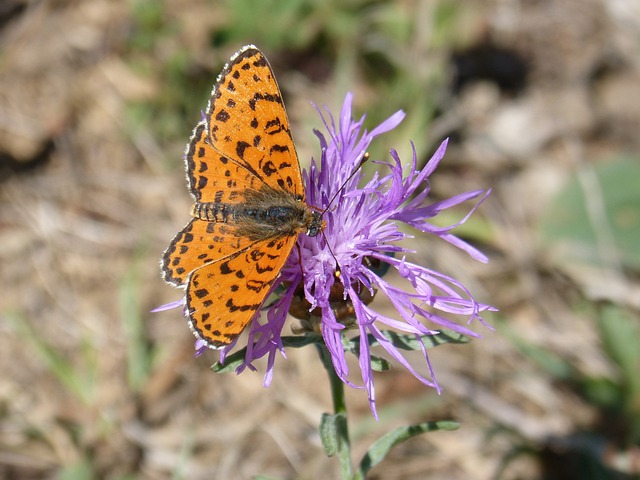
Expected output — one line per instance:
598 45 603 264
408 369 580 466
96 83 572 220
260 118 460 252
317 344 353 479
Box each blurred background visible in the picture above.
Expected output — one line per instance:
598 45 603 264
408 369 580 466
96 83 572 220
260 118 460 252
1 0 639 478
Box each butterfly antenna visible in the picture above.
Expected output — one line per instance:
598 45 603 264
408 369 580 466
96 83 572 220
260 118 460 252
321 151 370 216
320 151 370 278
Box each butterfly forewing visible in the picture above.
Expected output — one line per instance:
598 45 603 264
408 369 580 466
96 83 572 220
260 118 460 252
205 46 305 200
185 122 263 204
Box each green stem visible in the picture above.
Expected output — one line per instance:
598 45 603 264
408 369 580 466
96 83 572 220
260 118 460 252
317 344 353 479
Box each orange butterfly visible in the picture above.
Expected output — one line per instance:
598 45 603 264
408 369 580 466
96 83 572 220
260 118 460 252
162 45 324 349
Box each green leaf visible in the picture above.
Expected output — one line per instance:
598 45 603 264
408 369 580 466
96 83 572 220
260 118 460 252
319 413 341 457
211 348 246 373
211 335 325 373
281 334 324 348
369 355 391 372
350 329 470 353
386 329 470 349
357 421 459 478
212 330 468 375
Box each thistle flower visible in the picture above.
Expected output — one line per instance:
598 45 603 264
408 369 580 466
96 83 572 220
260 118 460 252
230 92 493 414
156 92 494 417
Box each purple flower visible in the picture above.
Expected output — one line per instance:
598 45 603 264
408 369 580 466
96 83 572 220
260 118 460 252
236 92 494 414
155 92 495 417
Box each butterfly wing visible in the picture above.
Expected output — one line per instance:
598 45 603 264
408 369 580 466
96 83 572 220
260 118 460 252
162 219 258 287
186 234 298 347
163 45 310 349
203 45 305 200
185 120 264 204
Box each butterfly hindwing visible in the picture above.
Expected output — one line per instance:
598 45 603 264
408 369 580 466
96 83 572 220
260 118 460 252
186 234 298 347
162 219 257 287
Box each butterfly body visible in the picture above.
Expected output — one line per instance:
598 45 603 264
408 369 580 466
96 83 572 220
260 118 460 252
161 45 323 349
190 185 322 240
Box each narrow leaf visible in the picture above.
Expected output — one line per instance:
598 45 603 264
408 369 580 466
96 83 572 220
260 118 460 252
350 329 469 353
357 421 459 477
281 334 324 348
382 330 470 350
211 348 246 373
319 413 340 457
212 335 323 373
369 354 391 372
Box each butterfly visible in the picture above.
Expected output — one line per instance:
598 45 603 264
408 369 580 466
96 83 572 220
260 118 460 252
161 45 324 349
